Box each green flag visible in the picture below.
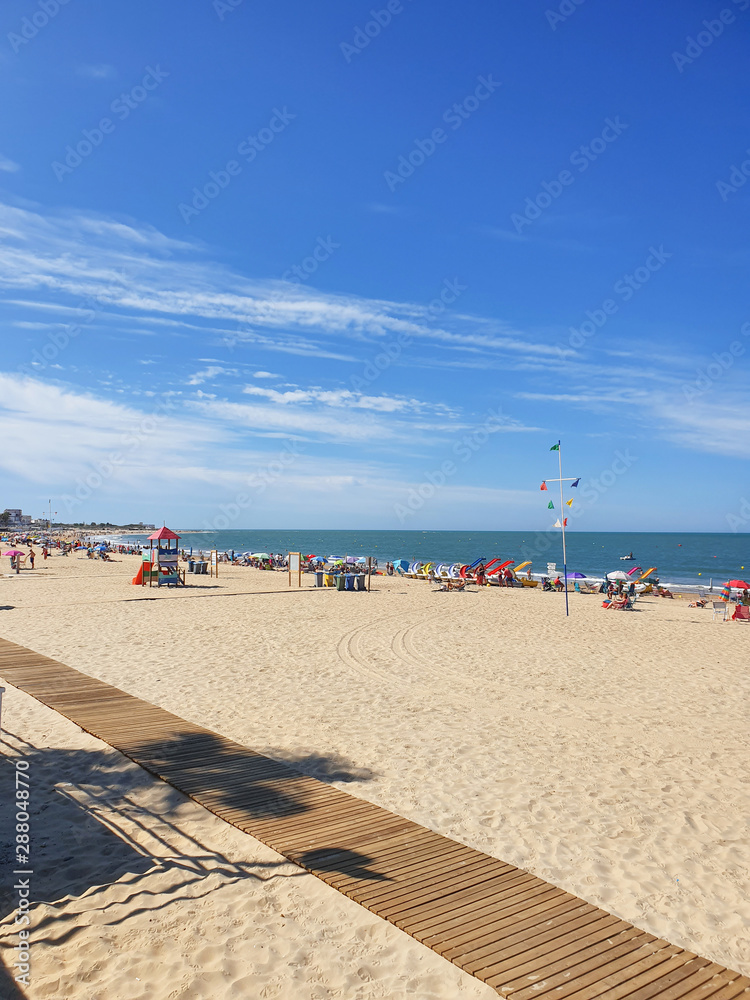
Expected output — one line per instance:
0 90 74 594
550 442 560 451
547 501 554 509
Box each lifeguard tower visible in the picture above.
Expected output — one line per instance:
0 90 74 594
145 526 184 587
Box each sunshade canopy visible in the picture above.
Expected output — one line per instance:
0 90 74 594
148 527 180 541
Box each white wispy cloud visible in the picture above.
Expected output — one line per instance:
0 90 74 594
241 384 453 415
0 154 20 173
0 200 570 367
186 365 238 385
76 64 117 79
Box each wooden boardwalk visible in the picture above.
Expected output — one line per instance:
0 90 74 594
1 636 747 999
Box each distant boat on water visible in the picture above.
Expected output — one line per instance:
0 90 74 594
620 552 635 560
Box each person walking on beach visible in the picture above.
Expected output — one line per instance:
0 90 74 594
28 547 35 569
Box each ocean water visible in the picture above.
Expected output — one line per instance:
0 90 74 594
104 529 750 587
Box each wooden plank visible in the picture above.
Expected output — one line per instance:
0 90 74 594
421 885 581 948
506 935 668 999
470 914 625 981
498 947 688 999
496 927 653 996
358 859 520 914
0 638 745 1000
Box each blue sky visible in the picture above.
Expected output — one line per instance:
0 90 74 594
1 0 748 531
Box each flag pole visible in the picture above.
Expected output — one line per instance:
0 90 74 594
557 440 569 617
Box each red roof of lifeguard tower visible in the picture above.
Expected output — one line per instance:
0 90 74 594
148 527 180 540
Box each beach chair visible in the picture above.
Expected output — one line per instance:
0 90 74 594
731 604 750 622
711 601 727 622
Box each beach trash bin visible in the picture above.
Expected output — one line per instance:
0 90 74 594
188 560 195 573
324 573 334 587
315 571 324 587
336 574 346 591
200 562 208 575
356 575 366 591
345 574 354 591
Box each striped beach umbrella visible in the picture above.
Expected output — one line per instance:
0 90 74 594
720 583 731 602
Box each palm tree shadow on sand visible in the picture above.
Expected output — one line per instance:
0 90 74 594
0 727 383 993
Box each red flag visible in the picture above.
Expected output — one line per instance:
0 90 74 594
540 481 548 491
563 517 568 526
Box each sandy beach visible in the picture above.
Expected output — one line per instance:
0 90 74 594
0 550 748 998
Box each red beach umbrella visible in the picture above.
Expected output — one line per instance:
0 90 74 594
727 579 750 589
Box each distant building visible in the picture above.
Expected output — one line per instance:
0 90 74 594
2 509 32 526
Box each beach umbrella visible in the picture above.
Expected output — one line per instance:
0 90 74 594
606 570 629 581
569 572 587 579
356 557 367 563
720 583 731 602
252 552 270 559
727 579 750 589
4 549 24 557
345 556 358 564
